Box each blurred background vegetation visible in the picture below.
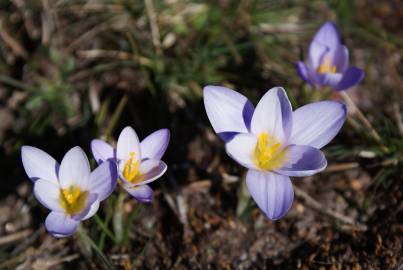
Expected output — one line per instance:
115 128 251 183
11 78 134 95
0 0 401 269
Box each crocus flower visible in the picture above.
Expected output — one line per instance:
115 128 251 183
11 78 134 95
204 86 346 219
296 21 364 91
91 127 169 203
21 146 117 237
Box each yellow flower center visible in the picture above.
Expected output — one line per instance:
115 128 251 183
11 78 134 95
253 132 287 170
122 152 143 184
318 56 337 74
59 186 89 215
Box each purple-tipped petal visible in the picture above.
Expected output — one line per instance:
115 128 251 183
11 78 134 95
289 101 347 148
203 86 254 137
89 161 118 201
125 185 154 203
250 87 293 142
312 22 341 49
140 129 170 160
45 211 79 238
33 179 63 211
296 61 309 82
91 139 115 164
21 146 59 184
275 145 327 177
59 147 91 189
225 133 257 169
246 170 294 220
334 66 365 91
117 126 141 161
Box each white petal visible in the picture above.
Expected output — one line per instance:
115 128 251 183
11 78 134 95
225 133 257 169
289 101 347 148
21 146 59 184
59 146 91 189
116 126 141 161
33 179 63 211
250 87 292 143
203 85 253 134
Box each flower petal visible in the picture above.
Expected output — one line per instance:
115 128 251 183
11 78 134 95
33 179 63 211
45 211 79 238
80 199 100 220
125 185 154 203
332 45 349 73
289 101 347 148
296 61 309 82
89 161 118 201
140 129 170 160
225 133 257 169
21 146 59 184
250 87 293 142
275 145 327 177
308 41 328 70
91 139 115 164
117 126 141 161
246 170 294 220
203 86 254 138
72 193 98 220
312 21 341 49
317 72 343 88
139 159 167 185
59 147 91 189
334 66 365 91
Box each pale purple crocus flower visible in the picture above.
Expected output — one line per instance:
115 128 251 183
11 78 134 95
91 127 169 203
297 21 365 91
21 146 117 237
204 86 347 219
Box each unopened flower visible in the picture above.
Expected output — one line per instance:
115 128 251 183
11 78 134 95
91 127 169 203
297 22 364 91
21 146 117 237
204 86 346 219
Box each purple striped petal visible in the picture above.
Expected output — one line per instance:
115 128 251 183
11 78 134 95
334 66 365 91
203 86 254 138
81 200 100 220
308 41 328 70
332 45 349 73
45 211 79 238
91 139 115 164
117 126 141 161
275 145 327 177
317 72 343 88
289 101 347 148
296 61 309 82
33 179 63 211
246 170 294 220
125 185 154 203
140 129 170 160
21 146 59 184
71 193 98 220
59 147 91 189
89 161 118 201
312 22 341 49
250 87 293 143
225 133 257 169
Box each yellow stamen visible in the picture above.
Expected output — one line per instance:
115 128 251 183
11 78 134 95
59 186 88 215
122 152 143 184
253 132 287 170
318 56 337 74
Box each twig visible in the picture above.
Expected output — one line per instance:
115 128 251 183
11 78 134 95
144 0 162 56
340 91 387 152
294 186 368 231
0 19 28 58
323 162 360 173
0 229 32 246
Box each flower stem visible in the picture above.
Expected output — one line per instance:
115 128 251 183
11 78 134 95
76 225 115 270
